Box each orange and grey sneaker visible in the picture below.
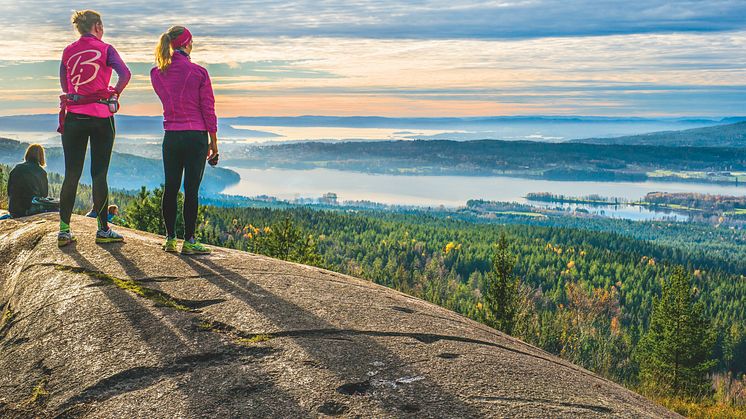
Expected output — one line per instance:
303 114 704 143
57 231 76 247
181 238 211 255
95 228 124 244
162 237 178 253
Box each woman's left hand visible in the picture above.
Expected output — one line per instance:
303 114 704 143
207 132 219 161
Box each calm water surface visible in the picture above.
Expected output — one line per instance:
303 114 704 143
223 167 746 220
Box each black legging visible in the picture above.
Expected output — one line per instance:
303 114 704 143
162 131 208 240
60 112 115 231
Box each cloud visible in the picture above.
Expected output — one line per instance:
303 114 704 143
1 0 745 40
0 1 744 117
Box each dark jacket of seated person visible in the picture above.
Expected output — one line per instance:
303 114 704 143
8 144 49 218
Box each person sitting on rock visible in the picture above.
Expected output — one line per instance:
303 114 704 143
107 204 126 226
7 144 52 218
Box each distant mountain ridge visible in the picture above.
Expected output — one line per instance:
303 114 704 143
572 121 746 147
2 113 743 130
3 113 744 145
0 115 280 139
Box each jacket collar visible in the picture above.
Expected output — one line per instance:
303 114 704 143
174 49 191 60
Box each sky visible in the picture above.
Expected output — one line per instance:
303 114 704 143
0 0 745 117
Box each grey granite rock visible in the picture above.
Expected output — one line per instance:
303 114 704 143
0 213 678 418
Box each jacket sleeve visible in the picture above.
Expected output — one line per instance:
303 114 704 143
7 166 23 215
60 60 68 93
107 46 131 94
6 168 15 203
198 68 218 134
40 169 48 198
149 67 159 96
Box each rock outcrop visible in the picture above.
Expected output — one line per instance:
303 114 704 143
0 214 676 418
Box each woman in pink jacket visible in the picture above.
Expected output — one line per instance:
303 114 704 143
58 10 131 247
151 26 219 255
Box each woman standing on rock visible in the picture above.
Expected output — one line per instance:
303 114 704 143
58 9 131 247
150 26 219 255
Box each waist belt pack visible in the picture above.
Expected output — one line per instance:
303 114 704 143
57 89 120 134
65 93 120 113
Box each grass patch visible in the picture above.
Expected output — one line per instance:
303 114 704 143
55 265 192 312
724 208 746 215
635 201 704 212
0 304 15 338
22 379 49 407
197 320 215 330
654 396 746 419
647 169 743 184
236 334 273 345
108 275 192 312
196 319 273 345
0 305 14 328
647 170 704 179
494 211 547 218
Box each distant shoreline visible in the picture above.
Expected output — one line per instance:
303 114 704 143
224 161 746 187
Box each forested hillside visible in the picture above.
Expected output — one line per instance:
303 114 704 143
573 122 746 147
188 205 746 416
227 139 746 184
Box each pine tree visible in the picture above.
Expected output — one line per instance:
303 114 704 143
484 232 520 335
124 186 186 238
255 215 324 265
637 266 716 397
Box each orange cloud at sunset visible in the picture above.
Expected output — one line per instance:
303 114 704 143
122 95 546 118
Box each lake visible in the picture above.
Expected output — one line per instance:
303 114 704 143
222 167 746 220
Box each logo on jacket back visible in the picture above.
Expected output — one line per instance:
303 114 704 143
67 49 102 92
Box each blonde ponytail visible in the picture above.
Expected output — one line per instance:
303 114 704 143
154 26 186 72
155 32 172 72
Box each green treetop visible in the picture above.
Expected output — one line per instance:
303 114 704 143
484 232 520 335
637 266 716 398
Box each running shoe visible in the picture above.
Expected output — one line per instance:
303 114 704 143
57 231 76 247
95 228 124 244
162 237 178 253
181 239 211 255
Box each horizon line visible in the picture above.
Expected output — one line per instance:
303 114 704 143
1 113 744 121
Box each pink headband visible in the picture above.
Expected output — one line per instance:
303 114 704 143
170 28 192 49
